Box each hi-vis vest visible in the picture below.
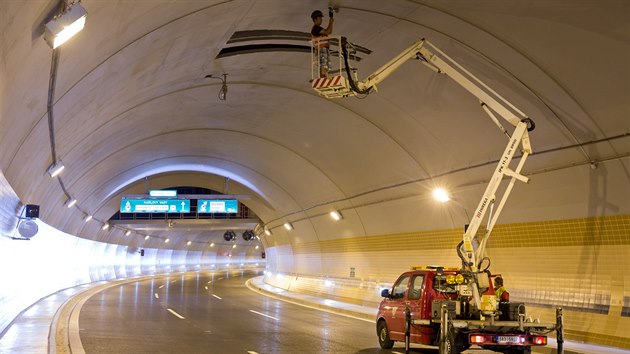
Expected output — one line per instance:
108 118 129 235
312 34 329 49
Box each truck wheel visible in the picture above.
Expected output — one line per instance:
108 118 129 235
377 320 394 349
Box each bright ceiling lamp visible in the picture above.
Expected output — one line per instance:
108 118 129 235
264 228 272 236
125 230 131 236
144 235 150 240
330 210 343 221
186 241 192 246
432 188 450 203
84 215 92 222
65 197 77 208
44 2 88 49
165 238 170 243
47 161 65 177
284 222 293 231
101 223 109 230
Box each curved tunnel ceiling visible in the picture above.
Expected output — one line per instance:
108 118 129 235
1 1 628 247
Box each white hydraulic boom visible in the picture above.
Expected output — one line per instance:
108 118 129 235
312 37 535 311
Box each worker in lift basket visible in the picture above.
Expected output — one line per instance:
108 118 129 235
494 276 510 302
311 8 334 78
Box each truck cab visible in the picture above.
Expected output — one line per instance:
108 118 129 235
377 267 480 351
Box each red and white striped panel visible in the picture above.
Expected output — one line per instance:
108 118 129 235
312 75 344 89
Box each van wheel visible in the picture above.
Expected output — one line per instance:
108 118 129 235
377 320 394 349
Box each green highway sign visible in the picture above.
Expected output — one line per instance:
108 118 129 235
120 199 190 213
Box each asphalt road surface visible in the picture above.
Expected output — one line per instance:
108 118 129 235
78 270 517 353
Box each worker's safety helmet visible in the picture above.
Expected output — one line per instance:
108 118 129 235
311 10 323 19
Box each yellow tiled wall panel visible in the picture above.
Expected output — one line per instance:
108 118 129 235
278 214 630 349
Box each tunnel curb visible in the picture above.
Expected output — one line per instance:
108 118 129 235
245 276 377 323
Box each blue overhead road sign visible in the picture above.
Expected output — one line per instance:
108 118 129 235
120 199 190 213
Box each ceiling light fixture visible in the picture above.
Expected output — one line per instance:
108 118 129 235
125 230 131 236
47 161 65 177
144 235 150 240
84 215 92 222
432 188 451 203
44 2 88 49
264 228 272 236
284 222 293 231
187 241 192 246
165 238 170 243
101 223 109 230
330 210 343 221
65 197 77 208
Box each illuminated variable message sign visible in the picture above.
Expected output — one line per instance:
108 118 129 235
120 199 190 213
197 199 238 213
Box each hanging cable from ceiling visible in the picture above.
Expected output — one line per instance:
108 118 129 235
204 73 228 100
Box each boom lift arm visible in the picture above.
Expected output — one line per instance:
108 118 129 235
315 38 535 311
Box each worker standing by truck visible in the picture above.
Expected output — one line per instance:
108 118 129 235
494 276 510 302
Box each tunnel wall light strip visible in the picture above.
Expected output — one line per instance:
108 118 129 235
47 161 65 177
65 197 77 208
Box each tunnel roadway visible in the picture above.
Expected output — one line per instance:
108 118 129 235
76 270 538 354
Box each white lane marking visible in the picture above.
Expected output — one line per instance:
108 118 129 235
159 284 165 289
154 293 159 299
212 294 222 300
249 310 279 321
167 308 185 319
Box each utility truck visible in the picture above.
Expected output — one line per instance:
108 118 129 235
311 37 564 353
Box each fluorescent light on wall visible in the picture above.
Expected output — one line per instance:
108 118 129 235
283 222 293 231
65 198 77 208
44 3 87 49
47 161 65 177
330 210 343 221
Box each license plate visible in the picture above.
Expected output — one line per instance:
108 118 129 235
497 336 520 343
